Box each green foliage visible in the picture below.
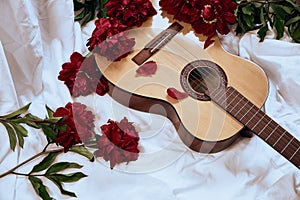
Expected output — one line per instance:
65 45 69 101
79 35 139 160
29 153 87 199
0 103 31 150
30 152 61 174
1 104 92 199
73 0 108 26
0 104 63 150
70 145 95 162
235 0 300 42
29 176 53 200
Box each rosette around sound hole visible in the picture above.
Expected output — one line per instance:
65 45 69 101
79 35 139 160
180 60 228 101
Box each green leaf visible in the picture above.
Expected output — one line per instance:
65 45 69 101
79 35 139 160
43 117 63 124
11 122 28 137
15 130 25 148
73 0 86 11
28 176 53 200
285 0 298 7
259 6 266 26
24 113 42 121
23 113 43 128
57 124 67 132
75 8 89 20
11 123 28 148
46 176 77 197
97 7 107 18
274 15 285 39
45 105 54 118
289 23 300 42
270 3 290 19
46 162 82 175
286 16 300 25
82 12 94 26
30 152 60 174
257 25 269 42
74 0 108 25
242 4 252 15
2 123 17 151
10 117 40 129
244 15 255 28
41 125 57 142
46 172 87 183
70 146 95 162
279 5 293 15
0 103 31 119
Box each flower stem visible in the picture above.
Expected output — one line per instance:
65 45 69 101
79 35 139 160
0 148 64 179
11 172 44 177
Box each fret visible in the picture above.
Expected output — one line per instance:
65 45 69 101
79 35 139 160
234 99 249 118
240 104 254 121
290 146 299 161
209 86 300 169
273 129 284 147
244 108 261 127
258 120 272 136
224 91 239 111
252 113 265 130
280 137 294 154
210 88 223 99
214 87 230 105
229 96 244 114
220 88 235 107
210 88 223 103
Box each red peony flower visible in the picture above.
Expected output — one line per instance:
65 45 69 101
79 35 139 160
94 74 109 96
58 52 109 97
159 0 237 48
87 18 136 61
190 0 237 48
94 117 140 169
105 0 157 27
58 52 84 92
86 18 127 52
95 31 136 61
72 102 95 143
53 102 95 152
72 72 94 97
159 0 198 23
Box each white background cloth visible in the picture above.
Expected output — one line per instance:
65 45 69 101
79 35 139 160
0 0 299 199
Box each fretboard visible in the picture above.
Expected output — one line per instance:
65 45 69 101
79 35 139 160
210 86 300 169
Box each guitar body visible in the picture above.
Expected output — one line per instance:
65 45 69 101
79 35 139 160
95 23 269 153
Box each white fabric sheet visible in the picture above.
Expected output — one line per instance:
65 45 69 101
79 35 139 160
0 0 299 199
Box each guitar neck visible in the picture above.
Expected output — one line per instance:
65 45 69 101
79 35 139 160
210 86 300 169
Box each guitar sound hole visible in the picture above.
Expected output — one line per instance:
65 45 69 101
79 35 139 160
180 60 228 101
188 67 220 94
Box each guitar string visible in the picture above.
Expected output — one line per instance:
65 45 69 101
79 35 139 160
187 65 300 154
170 41 300 158
191 69 300 161
145 32 299 161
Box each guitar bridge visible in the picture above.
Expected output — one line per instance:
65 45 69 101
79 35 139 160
132 22 183 65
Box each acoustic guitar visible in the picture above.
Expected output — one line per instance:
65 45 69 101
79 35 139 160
95 3 299 169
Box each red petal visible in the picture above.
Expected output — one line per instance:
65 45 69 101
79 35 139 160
223 12 236 24
70 52 84 65
204 37 215 49
136 61 157 76
167 87 188 100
